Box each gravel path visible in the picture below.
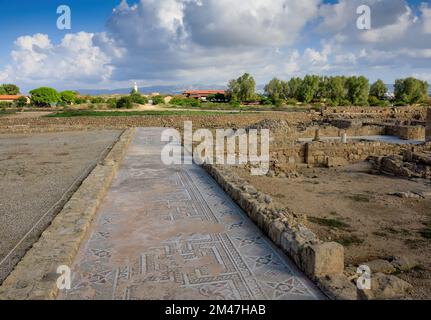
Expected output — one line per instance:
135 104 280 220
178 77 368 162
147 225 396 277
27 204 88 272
0 130 122 283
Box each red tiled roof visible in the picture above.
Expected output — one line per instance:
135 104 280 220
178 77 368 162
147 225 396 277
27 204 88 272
0 95 22 100
183 90 225 95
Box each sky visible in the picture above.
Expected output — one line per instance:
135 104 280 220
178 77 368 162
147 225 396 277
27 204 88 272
0 0 430 92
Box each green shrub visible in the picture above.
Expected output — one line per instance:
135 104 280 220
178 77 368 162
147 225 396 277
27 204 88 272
259 97 273 105
15 96 28 108
0 102 12 108
75 98 87 104
130 93 148 105
284 98 298 106
90 96 105 104
106 98 117 109
339 99 351 106
273 98 284 108
170 96 201 107
152 95 165 105
326 99 338 107
116 96 133 109
229 99 241 108
368 96 390 107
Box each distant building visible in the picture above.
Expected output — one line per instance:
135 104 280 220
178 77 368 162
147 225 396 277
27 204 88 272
0 95 30 104
183 90 226 100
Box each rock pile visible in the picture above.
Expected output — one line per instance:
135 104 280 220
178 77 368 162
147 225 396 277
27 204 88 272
369 151 431 179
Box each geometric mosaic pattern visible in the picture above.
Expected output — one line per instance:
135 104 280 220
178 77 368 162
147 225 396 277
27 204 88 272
58 128 324 300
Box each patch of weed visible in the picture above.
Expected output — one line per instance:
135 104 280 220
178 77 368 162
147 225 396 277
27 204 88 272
308 216 351 230
336 235 364 246
348 194 371 203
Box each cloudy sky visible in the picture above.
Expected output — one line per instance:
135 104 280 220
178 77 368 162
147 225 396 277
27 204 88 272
0 0 430 91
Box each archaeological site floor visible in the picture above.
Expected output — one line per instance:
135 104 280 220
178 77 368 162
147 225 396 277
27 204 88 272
58 128 324 300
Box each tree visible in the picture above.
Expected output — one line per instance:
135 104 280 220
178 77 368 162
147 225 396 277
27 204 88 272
60 91 78 105
394 77 429 104
227 79 240 101
346 76 369 105
227 73 256 102
264 78 284 102
326 76 347 105
317 76 330 101
370 79 387 100
285 77 302 100
0 84 20 95
298 75 320 103
29 87 60 107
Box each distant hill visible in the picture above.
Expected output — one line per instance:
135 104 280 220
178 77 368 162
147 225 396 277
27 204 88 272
77 84 227 96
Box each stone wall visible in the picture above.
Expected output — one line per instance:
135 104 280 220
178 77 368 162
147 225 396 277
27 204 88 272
0 113 319 134
385 125 425 140
295 125 385 140
203 165 345 278
323 105 428 121
202 164 364 299
272 141 405 170
427 108 431 142
304 141 405 167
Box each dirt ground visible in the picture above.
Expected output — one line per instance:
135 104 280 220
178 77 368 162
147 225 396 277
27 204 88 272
0 130 122 284
233 162 431 299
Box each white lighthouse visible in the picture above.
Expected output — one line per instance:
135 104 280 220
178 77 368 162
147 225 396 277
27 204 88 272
133 81 139 93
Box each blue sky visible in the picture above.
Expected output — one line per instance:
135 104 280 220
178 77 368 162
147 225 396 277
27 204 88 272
0 1 117 60
0 0 430 91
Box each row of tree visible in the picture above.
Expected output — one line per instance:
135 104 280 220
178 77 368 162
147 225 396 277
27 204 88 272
226 74 429 106
28 87 80 107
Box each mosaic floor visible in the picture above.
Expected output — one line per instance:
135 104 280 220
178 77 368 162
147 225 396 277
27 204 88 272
58 128 324 300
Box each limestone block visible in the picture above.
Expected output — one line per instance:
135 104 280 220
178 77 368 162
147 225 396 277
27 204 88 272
317 275 358 300
358 273 413 300
391 256 417 272
363 259 396 274
268 220 285 246
302 242 345 278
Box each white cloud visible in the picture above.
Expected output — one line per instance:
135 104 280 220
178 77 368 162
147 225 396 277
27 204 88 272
103 0 322 82
1 0 430 89
1 32 120 88
421 3 431 34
